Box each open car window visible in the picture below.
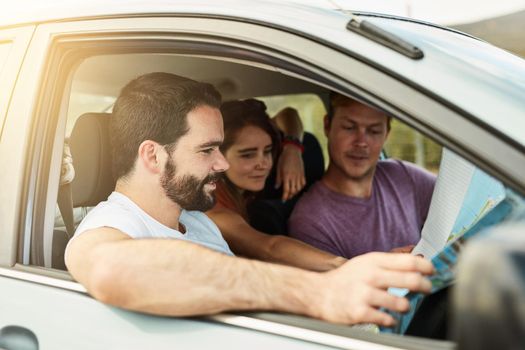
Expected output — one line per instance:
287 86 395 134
51 48 525 324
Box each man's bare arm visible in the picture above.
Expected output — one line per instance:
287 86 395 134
65 227 318 316
65 227 434 326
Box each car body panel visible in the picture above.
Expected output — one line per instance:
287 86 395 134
0 266 454 350
0 25 35 137
0 272 338 350
0 25 35 265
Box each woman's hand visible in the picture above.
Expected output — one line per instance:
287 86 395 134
275 144 306 201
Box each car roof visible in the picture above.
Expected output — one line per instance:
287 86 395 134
1 0 339 28
3 0 525 146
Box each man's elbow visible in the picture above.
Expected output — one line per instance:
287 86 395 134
86 260 129 306
67 245 131 308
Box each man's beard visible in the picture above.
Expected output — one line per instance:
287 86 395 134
329 149 376 183
161 156 220 211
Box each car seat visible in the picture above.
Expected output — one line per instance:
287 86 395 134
54 112 114 269
69 113 115 207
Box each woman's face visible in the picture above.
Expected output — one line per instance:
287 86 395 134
224 125 273 192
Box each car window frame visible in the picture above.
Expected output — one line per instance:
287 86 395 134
0 25 35 139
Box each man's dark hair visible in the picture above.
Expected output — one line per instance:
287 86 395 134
111 72 222 180
326 92 392 131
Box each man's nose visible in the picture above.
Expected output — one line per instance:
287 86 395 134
353 129 368 146
213 150 229 172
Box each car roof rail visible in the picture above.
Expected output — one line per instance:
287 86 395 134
346 15 424 59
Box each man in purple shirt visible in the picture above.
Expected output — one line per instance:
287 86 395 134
288 93 436 259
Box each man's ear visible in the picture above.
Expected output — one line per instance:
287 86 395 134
323 114 331 137
138 140 163 174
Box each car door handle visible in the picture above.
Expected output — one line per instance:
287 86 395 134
0 325 39 350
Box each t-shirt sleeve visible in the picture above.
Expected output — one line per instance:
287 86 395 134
64 202 147 262
74 202 146 239
402 161 437 222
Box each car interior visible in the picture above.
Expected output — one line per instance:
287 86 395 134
48 52 444 268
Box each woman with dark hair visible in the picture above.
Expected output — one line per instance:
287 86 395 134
206 99 346 271
213 99 281 220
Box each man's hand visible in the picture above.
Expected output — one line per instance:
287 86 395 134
275 144 306 201
310 252 434 326
390 244 415 254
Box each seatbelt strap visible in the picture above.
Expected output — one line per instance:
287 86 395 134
57 183 75 238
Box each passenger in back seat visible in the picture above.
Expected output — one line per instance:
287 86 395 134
65 72 434 327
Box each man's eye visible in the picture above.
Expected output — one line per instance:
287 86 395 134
201 148 214 154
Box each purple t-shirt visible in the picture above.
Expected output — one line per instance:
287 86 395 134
288 160 436 259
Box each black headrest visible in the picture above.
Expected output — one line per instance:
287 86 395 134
70 113 115 207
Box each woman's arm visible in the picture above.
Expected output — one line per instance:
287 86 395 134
206 207 346 272
273 107 306 201
273 107 304 140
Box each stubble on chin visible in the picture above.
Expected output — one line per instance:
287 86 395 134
332 156 377 182
160 158 219 211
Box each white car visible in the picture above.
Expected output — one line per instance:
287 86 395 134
1 1 524 349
